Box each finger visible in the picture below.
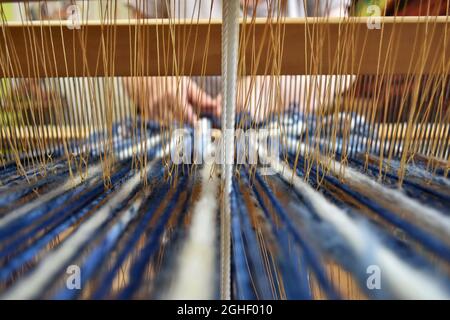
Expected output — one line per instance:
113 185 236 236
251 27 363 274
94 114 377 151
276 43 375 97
196 94 222 118
183 102 198 126
200 101 221 118
186 80 217 109
214 95 222 117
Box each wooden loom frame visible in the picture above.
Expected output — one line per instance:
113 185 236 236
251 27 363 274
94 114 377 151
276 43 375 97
0 16 449 77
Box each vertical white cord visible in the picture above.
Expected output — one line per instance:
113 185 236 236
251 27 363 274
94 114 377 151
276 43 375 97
221 0 239 300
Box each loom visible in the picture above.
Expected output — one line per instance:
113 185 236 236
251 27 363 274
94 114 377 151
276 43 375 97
0 0 449 300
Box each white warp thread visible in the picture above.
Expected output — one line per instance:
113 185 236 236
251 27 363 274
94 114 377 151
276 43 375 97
2 168 144 300
166 163 219 299
286 138 450 240
0 163 103 229
266 153 449 299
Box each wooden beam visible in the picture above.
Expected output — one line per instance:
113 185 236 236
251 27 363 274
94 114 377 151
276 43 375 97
0 17 449 77
0 0 60 2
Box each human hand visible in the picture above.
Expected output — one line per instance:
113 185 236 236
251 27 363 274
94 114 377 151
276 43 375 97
124 76 220 125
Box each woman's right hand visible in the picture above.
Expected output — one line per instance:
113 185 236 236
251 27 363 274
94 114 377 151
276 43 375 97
123 76 220 125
